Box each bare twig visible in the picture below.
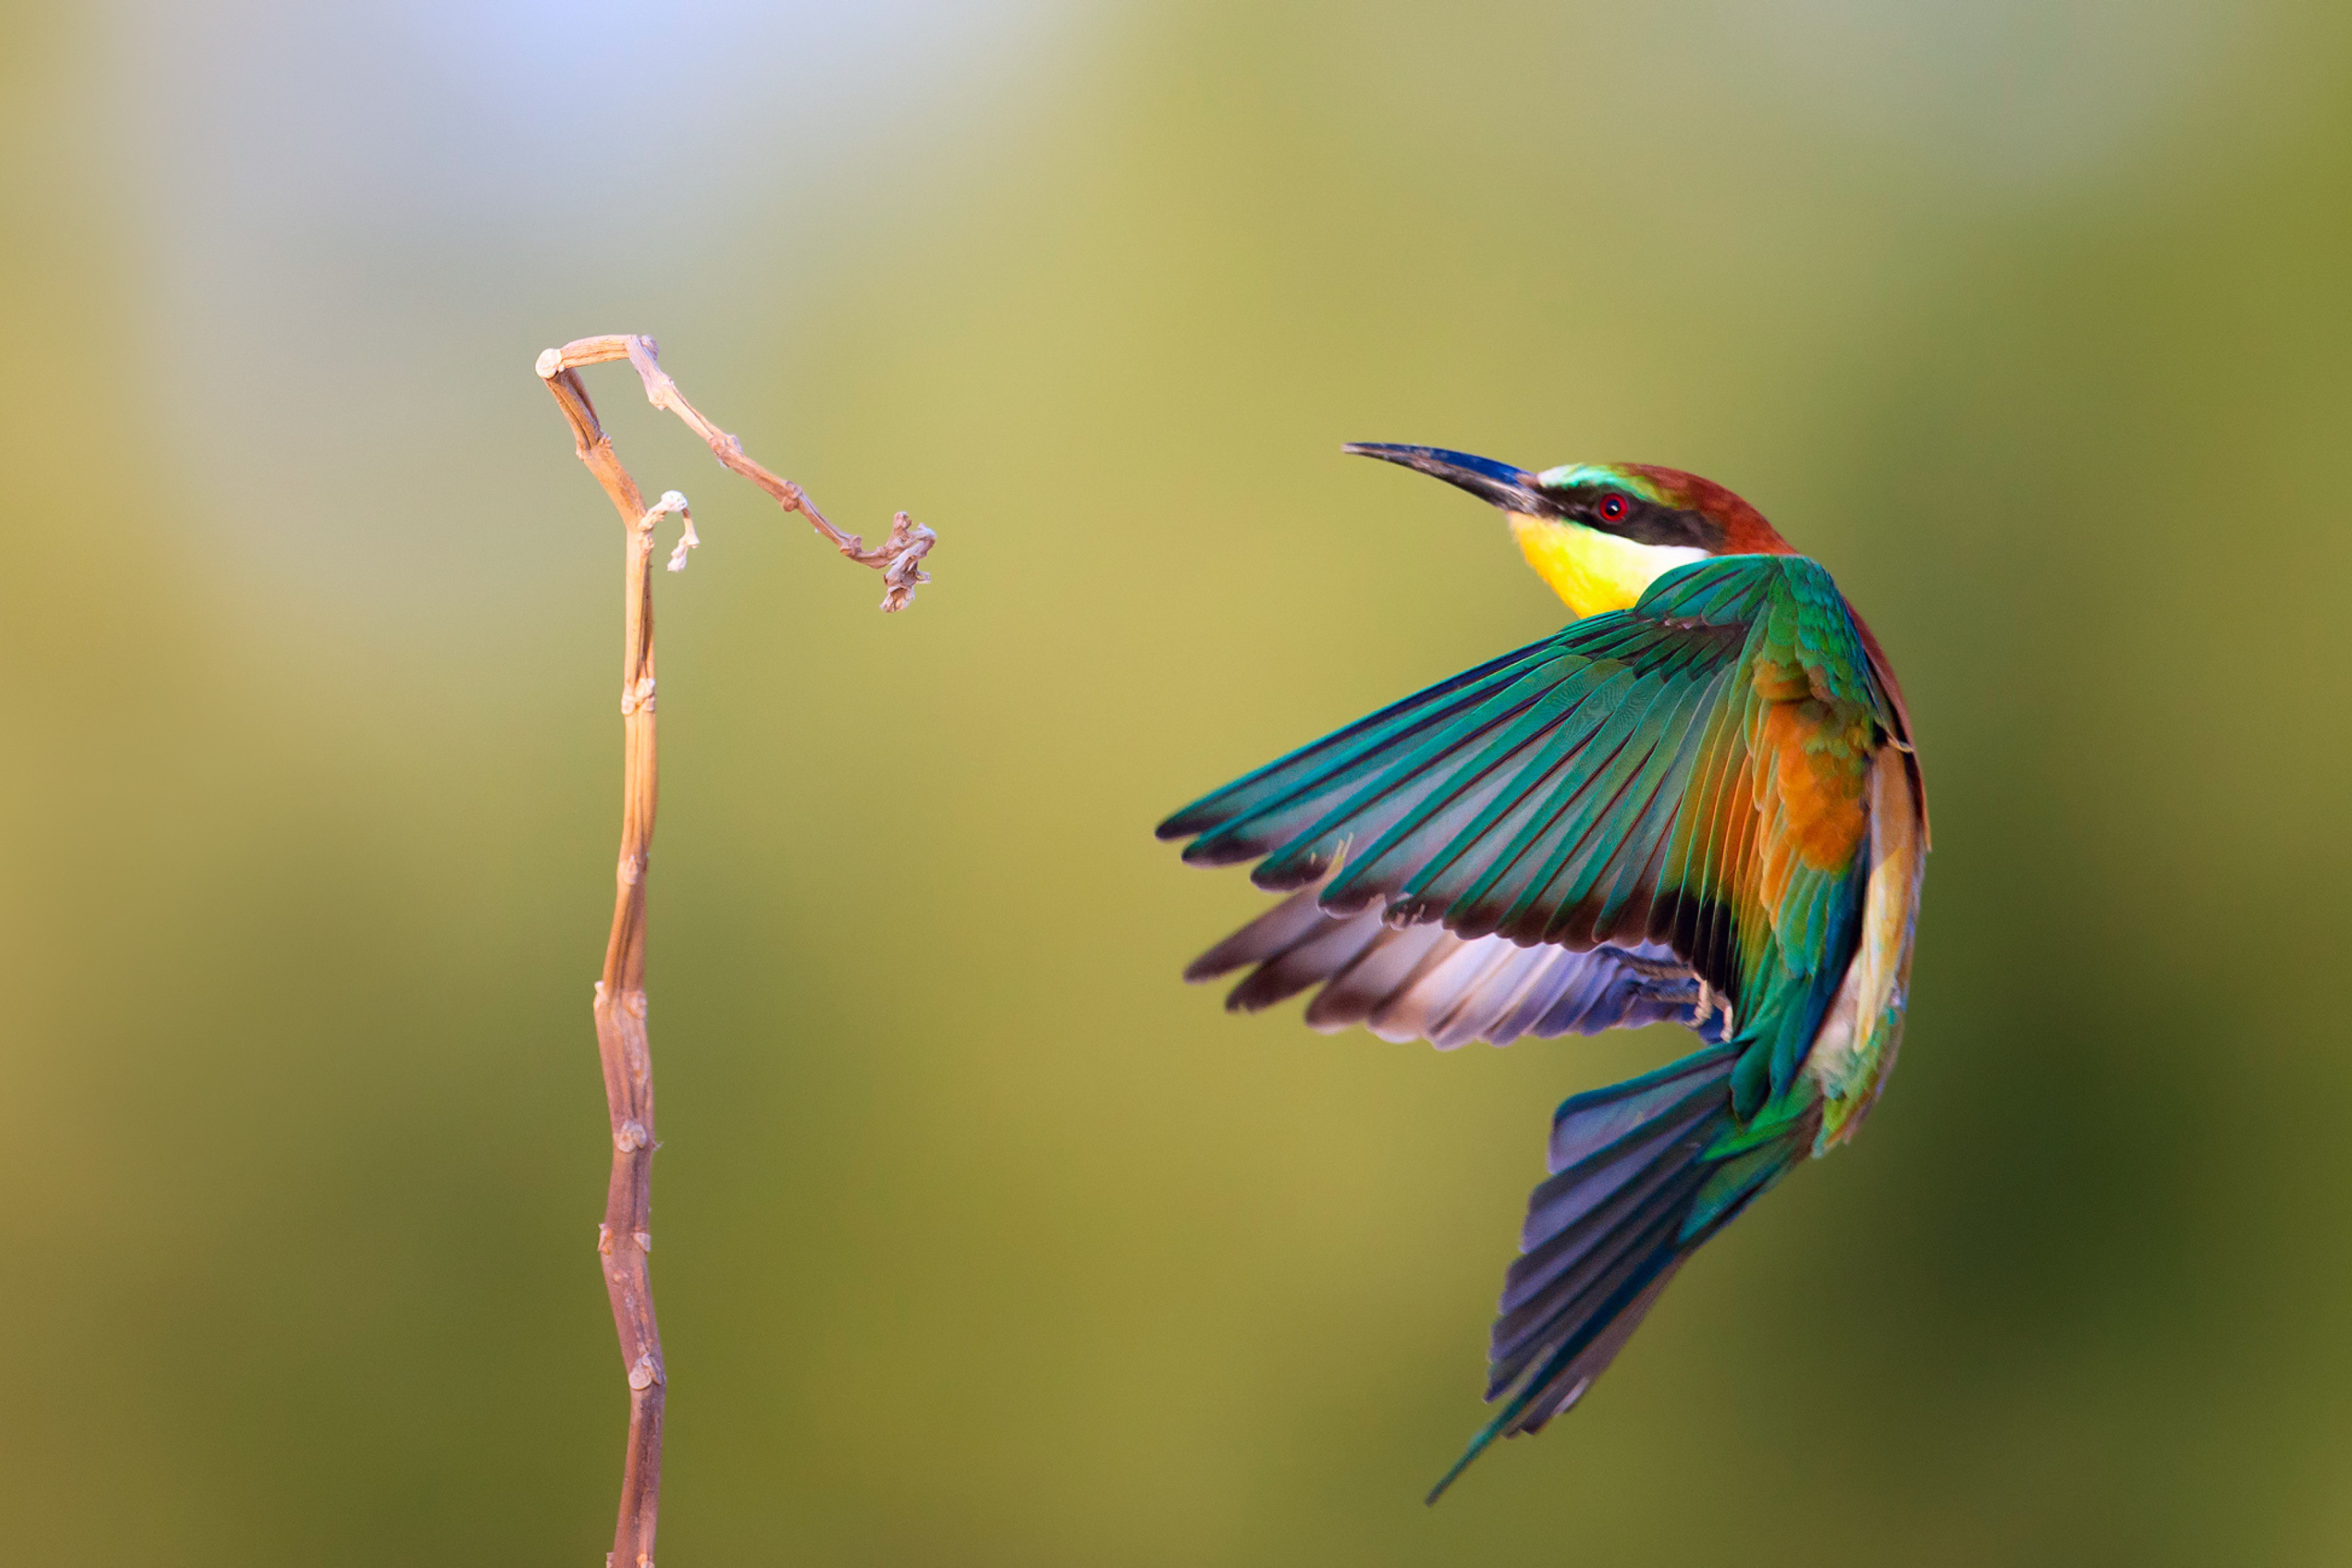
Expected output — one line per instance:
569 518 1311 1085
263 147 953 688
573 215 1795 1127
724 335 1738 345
536 334 936 1568
537 334 936 610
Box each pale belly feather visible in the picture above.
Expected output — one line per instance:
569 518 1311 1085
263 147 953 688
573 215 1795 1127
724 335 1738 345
1806 743 1926 1151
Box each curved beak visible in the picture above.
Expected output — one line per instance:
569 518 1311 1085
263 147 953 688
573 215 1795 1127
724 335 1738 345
1343 443 1556 515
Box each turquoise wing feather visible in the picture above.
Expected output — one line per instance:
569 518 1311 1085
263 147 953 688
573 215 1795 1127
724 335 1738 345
1160 554 1898 1068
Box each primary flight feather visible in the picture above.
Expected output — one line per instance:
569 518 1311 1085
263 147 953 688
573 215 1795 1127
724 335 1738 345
1156 445 1927 1500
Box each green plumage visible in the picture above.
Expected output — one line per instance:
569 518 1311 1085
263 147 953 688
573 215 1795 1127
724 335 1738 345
1166 556 1893 1065
1159 551 1922 1499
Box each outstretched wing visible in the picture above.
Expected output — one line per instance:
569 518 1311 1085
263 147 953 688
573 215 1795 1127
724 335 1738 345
1159 553 1901 1087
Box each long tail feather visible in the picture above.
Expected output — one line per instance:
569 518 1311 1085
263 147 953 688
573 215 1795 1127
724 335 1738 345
1428 1043 1807 1503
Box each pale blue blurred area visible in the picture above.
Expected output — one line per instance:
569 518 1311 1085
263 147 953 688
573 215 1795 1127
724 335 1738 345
109 0 1082 626
3 0 2351 1562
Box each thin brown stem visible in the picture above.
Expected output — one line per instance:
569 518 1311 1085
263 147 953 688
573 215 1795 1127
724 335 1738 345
537 334 936 610
536 335 935 1567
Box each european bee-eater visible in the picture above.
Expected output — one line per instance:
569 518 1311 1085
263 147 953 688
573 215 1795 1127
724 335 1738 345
1156 445 1927 1500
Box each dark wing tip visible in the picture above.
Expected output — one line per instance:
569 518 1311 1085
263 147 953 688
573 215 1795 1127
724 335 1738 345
1248 855 1330 892
1180 837 1262 868
1156 802 1219 840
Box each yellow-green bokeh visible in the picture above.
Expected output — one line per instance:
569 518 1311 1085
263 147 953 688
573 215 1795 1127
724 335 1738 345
5 1 2351 1561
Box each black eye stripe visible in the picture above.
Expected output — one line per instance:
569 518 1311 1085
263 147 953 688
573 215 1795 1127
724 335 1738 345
1552 488 1719 550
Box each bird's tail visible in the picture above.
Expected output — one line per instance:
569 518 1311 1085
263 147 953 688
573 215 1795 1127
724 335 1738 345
1426 1042 1814 1503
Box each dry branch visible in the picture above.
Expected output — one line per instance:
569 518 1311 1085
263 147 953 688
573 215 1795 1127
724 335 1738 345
535 333 935 1568
537 334 935 610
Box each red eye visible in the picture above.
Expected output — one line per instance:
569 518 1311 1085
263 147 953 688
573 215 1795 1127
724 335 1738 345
1598 492 1630 522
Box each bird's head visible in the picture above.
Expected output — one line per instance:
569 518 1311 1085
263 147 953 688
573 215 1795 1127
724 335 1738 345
1345 443 1793 619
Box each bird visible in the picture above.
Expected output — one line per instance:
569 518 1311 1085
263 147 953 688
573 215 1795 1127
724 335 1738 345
1155 444 1927 1501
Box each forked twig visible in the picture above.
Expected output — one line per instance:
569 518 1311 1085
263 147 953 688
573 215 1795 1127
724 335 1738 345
535 334 936 1568
537 335 936 609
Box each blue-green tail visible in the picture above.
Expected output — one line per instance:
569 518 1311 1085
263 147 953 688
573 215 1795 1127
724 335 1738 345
1426 1042 1811 1503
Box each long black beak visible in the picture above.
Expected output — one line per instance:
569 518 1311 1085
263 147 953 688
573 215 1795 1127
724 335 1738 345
1343 443 1555 515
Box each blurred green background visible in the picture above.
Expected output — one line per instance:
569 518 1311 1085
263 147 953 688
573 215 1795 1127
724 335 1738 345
4 0 2350 1561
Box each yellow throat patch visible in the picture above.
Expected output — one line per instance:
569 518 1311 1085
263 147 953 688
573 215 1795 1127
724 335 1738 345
1508 514 1709 619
